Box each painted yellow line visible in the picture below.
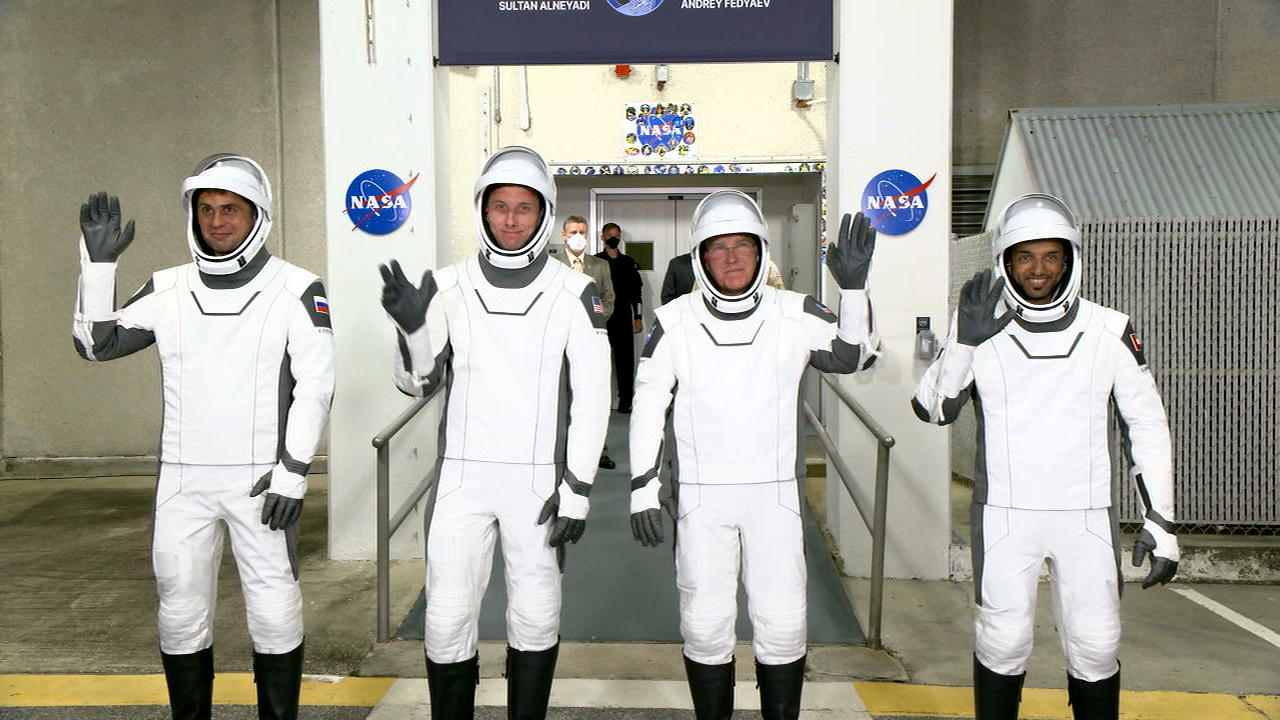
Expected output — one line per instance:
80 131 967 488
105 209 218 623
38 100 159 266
0 674 395 708
853 682 1279 720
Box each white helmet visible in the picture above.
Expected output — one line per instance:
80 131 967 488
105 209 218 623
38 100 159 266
474 146 556 269
992 193 1082 323
181 154 273 276
689 190 769 314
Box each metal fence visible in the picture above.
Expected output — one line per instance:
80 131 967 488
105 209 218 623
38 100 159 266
950 217 1280 533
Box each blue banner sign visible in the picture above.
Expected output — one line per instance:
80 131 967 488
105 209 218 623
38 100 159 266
438 0 833 66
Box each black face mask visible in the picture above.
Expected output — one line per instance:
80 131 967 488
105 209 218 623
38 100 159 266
605 236 620 249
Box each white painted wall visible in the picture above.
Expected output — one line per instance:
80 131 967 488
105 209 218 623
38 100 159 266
826 0 955 580
320 0 442 560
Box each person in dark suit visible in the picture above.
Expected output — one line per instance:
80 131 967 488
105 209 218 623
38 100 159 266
595 222 643 413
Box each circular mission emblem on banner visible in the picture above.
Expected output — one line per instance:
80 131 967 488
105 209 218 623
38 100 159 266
606 0 663 16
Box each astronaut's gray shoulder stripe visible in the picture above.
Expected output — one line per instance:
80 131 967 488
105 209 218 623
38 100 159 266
802 295 838 324
641 318 666 358
578 282 608 330
300 279 332 329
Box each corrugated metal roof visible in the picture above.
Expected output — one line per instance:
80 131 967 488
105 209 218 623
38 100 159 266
1009 102 1280 220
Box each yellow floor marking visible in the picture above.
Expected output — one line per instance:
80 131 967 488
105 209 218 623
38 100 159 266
0 674 394 707
854 681 1276 719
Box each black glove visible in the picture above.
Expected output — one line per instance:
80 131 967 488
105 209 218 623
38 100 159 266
956 269 1015 347
630 485 677 548
80 191 136 263
826 212 876 290
378 259 436 334
536 482 588 547
250 467 305 531
1131 524 1179 589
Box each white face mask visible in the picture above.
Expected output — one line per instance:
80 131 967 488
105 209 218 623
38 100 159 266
566 232 588 253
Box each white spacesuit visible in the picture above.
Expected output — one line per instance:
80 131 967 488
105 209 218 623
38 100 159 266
380 146 610 720
72 154 335 720
911 194 1178 720
628 191 879 720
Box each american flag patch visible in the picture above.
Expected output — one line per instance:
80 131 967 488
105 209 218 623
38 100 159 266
817 302 835 316
314 296 330 314
591 296 605 315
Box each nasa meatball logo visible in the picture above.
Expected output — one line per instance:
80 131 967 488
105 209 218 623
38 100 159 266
344 169 419 235
861 169 936 236
606 0 663 16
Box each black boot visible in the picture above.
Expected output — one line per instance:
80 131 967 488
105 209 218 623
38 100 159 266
253 641 305 720
683 655 734 720
973 655 1024 720
756 656 805 720
1067 666 1120 720
160 647 214 720
506 643 559 720
426 652 480 720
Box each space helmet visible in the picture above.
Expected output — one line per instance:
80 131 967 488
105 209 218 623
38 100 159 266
181 154 273 275
473 146 556 269
689 190 770 314
992 193 1082 323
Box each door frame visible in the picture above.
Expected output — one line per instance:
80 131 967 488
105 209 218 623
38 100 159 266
587 186 764 257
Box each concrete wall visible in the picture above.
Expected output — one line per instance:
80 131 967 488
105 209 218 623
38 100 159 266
0 0 324 474
952 0 1280 166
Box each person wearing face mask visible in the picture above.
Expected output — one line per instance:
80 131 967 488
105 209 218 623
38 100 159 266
378 146 611 719
628 191 880 720
72 155 335 720
595 223 644 413
557 215 618 469
912 194 1178 720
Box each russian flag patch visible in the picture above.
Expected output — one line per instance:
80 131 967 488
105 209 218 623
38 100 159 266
314 296 330 314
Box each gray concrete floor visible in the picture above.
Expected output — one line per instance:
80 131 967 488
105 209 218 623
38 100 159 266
1 467 1277 699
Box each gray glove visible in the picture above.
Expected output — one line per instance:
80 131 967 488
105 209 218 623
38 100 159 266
378 259 436 334
250 469 304 531
1132 521 1179 589
826 212 876 290
630 485 677 548
536 479 590 547
957 269 1015 347
80 191 136 263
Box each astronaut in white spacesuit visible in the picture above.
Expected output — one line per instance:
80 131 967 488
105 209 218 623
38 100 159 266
378 146 611 720
911 194 1178 720
72 154 335 720
627 191 880 720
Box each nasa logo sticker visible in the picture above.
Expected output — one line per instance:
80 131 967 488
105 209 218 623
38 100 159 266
606 0 663 16
861 169 936 236
344 169 418 235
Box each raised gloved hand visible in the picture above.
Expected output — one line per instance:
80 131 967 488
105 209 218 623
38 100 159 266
250 463 306 531
378 259 436 334
826 212 876 290
630 476 677 547
956 269 1015 347
1132 520 1179 589
536 478 589 547
80 191 136 263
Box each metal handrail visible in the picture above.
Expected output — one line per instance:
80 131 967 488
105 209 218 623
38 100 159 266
373 396 438 643
803 371 895 650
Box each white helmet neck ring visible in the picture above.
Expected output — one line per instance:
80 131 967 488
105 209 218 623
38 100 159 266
182 154 273 276
689 190 770 315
